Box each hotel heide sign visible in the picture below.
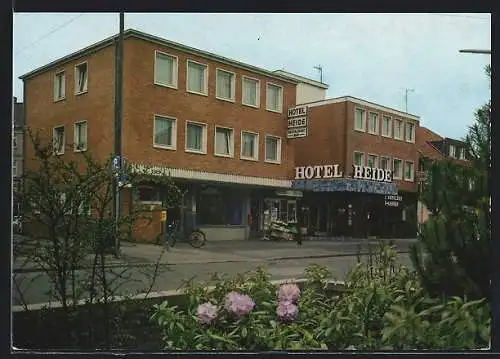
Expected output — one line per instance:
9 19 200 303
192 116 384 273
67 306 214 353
295 164 393 183
287 105 308 139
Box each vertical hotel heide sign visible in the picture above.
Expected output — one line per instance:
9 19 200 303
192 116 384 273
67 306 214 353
287 105 308 139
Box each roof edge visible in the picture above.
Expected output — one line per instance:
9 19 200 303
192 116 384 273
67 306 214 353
273 70 329 89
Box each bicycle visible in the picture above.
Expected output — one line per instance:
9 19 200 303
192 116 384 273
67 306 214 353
164 219 207 248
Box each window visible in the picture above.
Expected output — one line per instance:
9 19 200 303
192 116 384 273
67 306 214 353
406 122 415 143
53 126 65 155
266 83 283 113
53 71 66 101
215 127 234 157
154 51 178 88
367 154 379 168
75 62 88 94
354 108 366 131
368 113 379 134
264 199 297 225
393 119 403 140
404 161 415 181
382 116 392 137
265 135 281 163
241 131 259 160
196 187 244 225
74 121 87 152
136 185 162 203
354 151 365 166
380 156 392 171
12 161 17 177
459 148 466 160
185 121 207 153
242 76 260 107
153 115 177 149
449 144 456 158
216 69 236 101
393 159 403 179
12 134 17 150
187 60 208 95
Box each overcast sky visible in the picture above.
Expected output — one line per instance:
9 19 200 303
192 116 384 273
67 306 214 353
13 13 490 139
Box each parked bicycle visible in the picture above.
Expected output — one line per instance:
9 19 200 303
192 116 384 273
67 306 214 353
164 219 207 248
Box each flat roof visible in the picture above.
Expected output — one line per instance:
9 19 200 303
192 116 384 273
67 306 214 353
273 70 329 89
19 28 298 85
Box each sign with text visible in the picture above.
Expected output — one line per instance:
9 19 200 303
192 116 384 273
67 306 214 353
287 106 308 118
294 164 393 183
160 210 167 222
287 106 308 139
384 194 402 207
287 127 308 139
288 116 307 128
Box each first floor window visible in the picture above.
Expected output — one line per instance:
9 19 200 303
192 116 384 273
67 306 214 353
380 156 392 171
186 122 206 153
154 115 176 149
382 116 392 137
266 84 283 112
368 113 378 134
404 161 414 181
354 108 366 131
367 154 378 168
216 69 235 101
74 121 87 151
196 187 244 225
242 77 259 107
155 51 177 87
265 135 281 163
53 126 65 154
54 71 66 100
75 62 88 94
393 119 402 140
393 159 403 179
241 132 258 159
215 127 234 157
187 60 208 94
354 151 365 166
406 122 415 143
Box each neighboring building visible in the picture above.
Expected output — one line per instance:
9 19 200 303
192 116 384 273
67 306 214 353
13 97 24 216
20 28 301 243
290 96 420 239
273 70 328 104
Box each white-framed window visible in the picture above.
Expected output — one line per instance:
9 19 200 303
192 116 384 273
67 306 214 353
459 148 466 160
449 144 456 158
405 122 415 143
393 119 403 140
393 158 403 179
185 121 207 154
214 126 234 157
74 121 87 152
265 135 282 163
242 76 260 108
53 125 65 155
382 116 392 137
216 68 236 102
240 131 259 160
353 151 365 166
12 134 17 150
153 115 177 150
404 161 415 182
354 108 366 132
468 178 474 190
367 154 379 168
12 160 17 177
154 51 178 89
53 70 66 101
368 113 379 134
74 61 88 94
380 156 392 171
187 60 208 95
266 83 283 113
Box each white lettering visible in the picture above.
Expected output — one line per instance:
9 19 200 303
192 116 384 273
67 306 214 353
376 168 385 181
304 166 314 179
384 170 392 182
333 164 343 178
323 165 334 178
295 166 306 180
313 165 322 178
353 165 364 179
364 167 372 180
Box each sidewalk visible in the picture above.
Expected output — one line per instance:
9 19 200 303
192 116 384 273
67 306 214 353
13 237 416 273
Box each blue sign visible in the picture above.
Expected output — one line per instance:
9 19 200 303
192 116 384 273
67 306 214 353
112 155 121 171
292 178 397 195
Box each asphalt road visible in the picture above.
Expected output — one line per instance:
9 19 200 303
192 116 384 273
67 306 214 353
12 253 413 307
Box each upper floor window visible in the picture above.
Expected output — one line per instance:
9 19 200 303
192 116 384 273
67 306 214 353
216 69 236 101
242 76 260 108
153 115 177 150
53 125 65 155
393 158 403 179
154 51 178 88
380 156 392 171
406 122 415 143
12 134 17 150
393 119 403 140
354 108 366 132
53 71 66 101
459 148 466 160
241 131 259 160
367 154 379 168
266 83 283 113
404 161 415 182
187 60 208 95
215 126 234 157
74 121 88 152
75 62 88 94
12 160 18 177
449 144 456 158
353 151 365 166
265 135 281 163
368 113 379 134
382 116 392 137
186 121 208 154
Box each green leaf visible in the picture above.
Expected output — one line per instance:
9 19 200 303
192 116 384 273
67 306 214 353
241 327 248 338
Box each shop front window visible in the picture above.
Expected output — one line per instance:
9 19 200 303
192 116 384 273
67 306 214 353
196 186 244 225
263 199 297 227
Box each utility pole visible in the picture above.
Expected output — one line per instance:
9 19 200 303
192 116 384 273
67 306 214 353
404 88 414 113
113 12 124 258
314 65 323 83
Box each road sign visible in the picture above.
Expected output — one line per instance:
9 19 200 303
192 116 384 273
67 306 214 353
160 210 167 222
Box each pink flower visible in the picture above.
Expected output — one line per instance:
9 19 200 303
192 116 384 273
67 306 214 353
196 302 218 324
276 301 299 322
278 283 301 303
224 291 255 317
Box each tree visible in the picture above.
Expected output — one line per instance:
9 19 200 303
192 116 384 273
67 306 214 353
410 65 490 300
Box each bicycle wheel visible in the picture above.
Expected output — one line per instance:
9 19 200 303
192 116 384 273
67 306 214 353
188 229 206 248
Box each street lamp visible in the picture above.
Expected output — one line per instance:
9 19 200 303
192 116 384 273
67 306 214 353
459 49 491 54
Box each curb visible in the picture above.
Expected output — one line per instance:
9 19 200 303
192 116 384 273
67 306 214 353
13 249 409 274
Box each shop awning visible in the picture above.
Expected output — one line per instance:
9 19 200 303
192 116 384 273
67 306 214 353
292 178 398 195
